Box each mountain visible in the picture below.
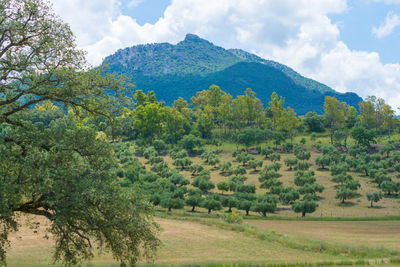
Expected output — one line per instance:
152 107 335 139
102 33 362 114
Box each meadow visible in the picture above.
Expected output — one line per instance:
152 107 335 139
7 134 400 267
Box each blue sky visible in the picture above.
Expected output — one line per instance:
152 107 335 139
118 0 400 64
331 0 400 64
50 0 400 111
120 0 171 25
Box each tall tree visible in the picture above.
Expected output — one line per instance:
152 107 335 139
324 96 347 144
268 92 285 130
0 1 159 265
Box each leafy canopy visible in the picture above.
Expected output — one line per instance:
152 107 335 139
0 0 159 265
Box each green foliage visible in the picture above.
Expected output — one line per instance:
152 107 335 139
219 161 232 175
292 200 317 217
186 189 203 212
269 152 281 162
189 164 204 176
234 128 265 147
366 191 383 207
284 157 298 170
351 125 377 147
173 156 193 170
304 112 325 132
221 196 239 212
248 159 263 171
144 146 158 159
316 155 331 169
279 187 300 204
217 181 230 193
294 171 316 186
252 194 278 217
179 134 203 154
294 161 310 171
0 1 160 265
260 145 274 159
202 194 222 214
221 211 243 224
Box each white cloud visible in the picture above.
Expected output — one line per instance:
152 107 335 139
127 0 143 8
372 12 400 38
49 0 400 111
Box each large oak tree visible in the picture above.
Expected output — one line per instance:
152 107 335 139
0 0 159 265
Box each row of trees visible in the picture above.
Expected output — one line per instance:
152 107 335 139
98 85 399 153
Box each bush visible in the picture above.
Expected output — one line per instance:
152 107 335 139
221 211 243 224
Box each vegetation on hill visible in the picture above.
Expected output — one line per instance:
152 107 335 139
2 1 400 267
103 34 362 114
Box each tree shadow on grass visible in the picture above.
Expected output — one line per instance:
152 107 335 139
337 202 357 207
367 205 385 209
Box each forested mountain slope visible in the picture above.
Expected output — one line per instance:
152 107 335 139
103 34 362 114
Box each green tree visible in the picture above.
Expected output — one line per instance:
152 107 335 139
202 195 222 214
292 200 317 217
284 157 298 171
217 181 230 193
237 193 256 216
132 102 165 141
366 192 383 208
179 134 203 154
0 1 159 265
252 195 278 217
219 161 232 175
324 96 347 144
304 112 325 133
221 196 239 213
279 187 300 204
268 92 285 130
185 189 203 212
351 125 376 147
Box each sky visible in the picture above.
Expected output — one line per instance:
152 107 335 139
48 0 400 111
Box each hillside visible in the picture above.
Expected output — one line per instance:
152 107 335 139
103 34 362 114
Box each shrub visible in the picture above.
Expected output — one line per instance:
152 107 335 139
221 211 243 224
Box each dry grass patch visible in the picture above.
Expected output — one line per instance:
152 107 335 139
247 220 400 250
6 215 348 266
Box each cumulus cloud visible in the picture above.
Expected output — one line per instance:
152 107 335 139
372 12 400 38
49 0 400 111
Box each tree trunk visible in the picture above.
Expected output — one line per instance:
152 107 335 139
208 208 211 214
370 201 373 208
168 207 171 212
246 210 249 216
228 207 232 213
262 211 266 217
342 198 345 204
191 206 195 212
302 211 306 217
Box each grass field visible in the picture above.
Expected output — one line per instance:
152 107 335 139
7 138 400 266
6 213 400 266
